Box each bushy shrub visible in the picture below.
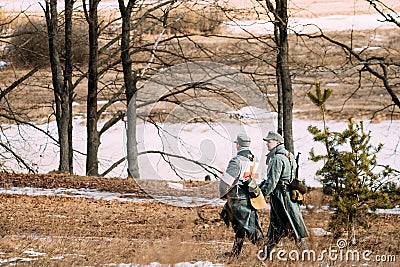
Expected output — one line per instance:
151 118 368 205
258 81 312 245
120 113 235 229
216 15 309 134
131 5 223 36
169 6 223 34
8 18 88 68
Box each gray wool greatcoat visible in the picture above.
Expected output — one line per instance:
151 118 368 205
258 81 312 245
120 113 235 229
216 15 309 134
260 143 309 242
219 148 264 244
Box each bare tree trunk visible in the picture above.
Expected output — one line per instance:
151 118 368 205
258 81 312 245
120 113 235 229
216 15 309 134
127 94 139 178
277 0 294 153
273 20 283 136
266 0 294 152
118 0 140 178
64 0 74 173
84 0 100 176
44 0 73 173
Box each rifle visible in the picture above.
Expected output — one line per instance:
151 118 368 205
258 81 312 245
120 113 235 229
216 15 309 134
295 152 301 179
291 152 307 204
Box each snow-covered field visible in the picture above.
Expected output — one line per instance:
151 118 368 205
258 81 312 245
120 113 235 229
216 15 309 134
223 13 398 35
1 110 399 188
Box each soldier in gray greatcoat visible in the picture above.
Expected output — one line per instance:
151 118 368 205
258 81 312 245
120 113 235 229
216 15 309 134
259 131 309 258
219 133 264 261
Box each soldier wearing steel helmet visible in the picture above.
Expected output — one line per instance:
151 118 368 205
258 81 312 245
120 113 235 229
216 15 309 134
259 131 309 259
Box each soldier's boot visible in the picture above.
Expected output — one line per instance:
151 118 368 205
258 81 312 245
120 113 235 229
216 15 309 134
227 236 244 262
265 243 275 259
297 238 308 250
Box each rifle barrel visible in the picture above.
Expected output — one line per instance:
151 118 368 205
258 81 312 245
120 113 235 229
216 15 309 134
295 152 301 178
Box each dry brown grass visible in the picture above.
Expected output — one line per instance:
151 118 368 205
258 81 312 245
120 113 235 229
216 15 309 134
0 193 398 266
0 174 398 266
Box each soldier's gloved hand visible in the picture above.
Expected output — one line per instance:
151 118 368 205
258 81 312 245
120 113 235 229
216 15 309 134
247 178 257 189
243 177 252 185
251 187 261 198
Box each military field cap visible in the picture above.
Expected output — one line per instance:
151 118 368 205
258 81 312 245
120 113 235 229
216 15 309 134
234 133 251 147
263 131 284 143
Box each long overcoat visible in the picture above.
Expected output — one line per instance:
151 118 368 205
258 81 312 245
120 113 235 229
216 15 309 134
260 144 309 241
219 149 264 244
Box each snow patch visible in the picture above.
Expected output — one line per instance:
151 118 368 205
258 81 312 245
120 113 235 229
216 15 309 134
375 207 400 215
223 14 397 35
0 186 226 207
0 61 11 68
23 249 46 257
310 228 332 236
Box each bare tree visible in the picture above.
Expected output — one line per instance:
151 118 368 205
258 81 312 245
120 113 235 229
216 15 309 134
118 0 139 178
43 0 74 173
264 0 294 153
83 0 101 176
64 0 74 172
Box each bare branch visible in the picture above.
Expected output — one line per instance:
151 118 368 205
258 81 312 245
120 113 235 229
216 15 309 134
295 30 400 109
0 142 36 173
0 67 39 102
99 110 125 136
100 156 127 177
138 150 223 178
366 0 400 27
